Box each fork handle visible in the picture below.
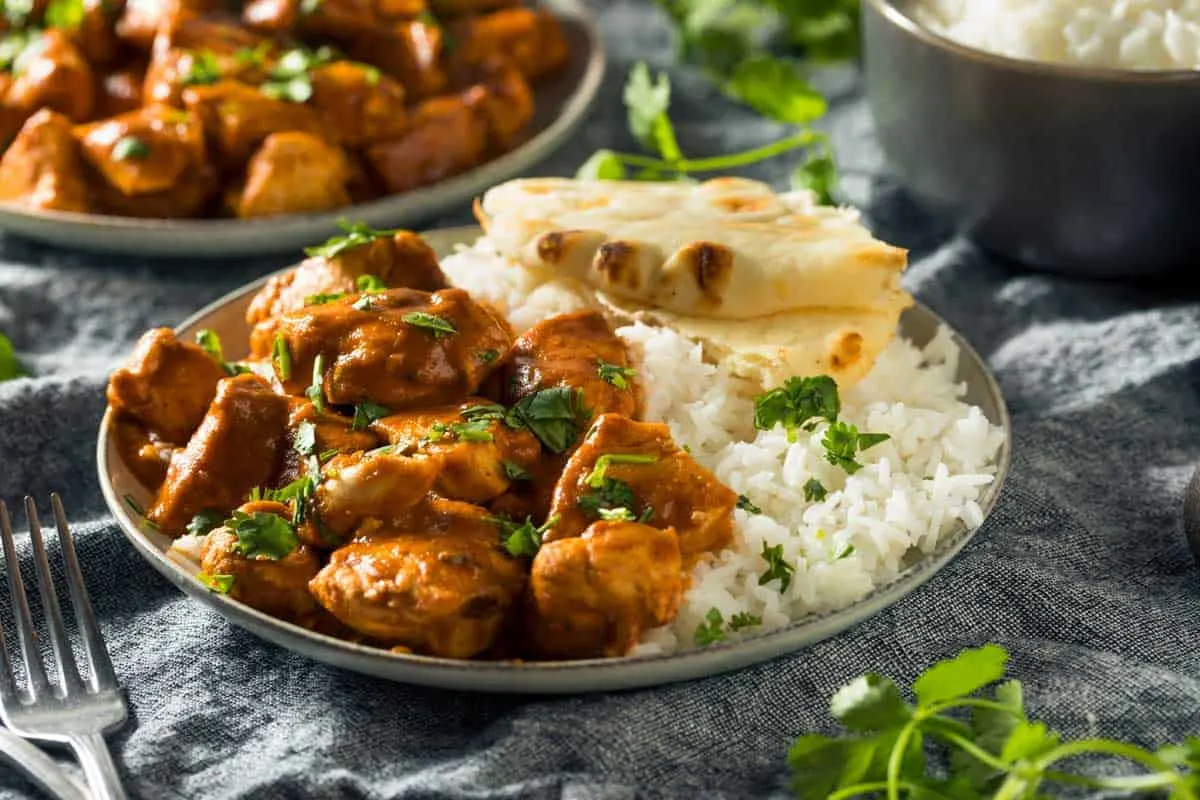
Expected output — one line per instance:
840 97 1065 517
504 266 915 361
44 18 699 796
68 733 126 800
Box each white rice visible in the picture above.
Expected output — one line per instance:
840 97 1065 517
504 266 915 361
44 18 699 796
442 242 1006 656
914 0 1200 70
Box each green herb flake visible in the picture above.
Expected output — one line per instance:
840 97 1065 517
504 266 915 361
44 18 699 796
835 543 855 560
753 375 840 441
195 329 224 363
803 478 827 502
401 311 456 338
305 353 326 414
822 421 889 475
729 612 762 632
112 135 151 162
234 41 271 67
577 477 636 519
355 273 386 293
123 494 147 517
506 387 590 454
585 453 657 488
264 474 317 526
596 507 636 522
0 332 26 381
736 494 761 515
493 514 558 558
693 607 726 647
304 291 345 306
271 333 292 380
186 509 224 537
351 400 390 431
1 0 34 26
477 349 499 365
596 359 636 391
196 572 234 594
181 49 222 87
429 418 493 444
44 0 84 29
758 542 794 593
575 149 627 181
502 459 531 482
305 219 401 259
226 510 298 560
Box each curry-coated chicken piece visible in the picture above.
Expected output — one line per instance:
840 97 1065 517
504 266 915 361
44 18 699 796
527 521 683 659
95 64 147 118
308 62 408 146
447 8 567 81
309 496 527 657
70 0 123 66
106 327 228 445
505 310 639 422
547 414 737 561
271 287 513 409
200 500 323 623
311 449 439 542
468 59 533 150
365 90 487 194
371 399 541 504
271 400 378 493
76 104 209 197
0 74 28 148
7 30 95 122
245 231 447 354
116 0 219 50
430 0 516 16
240 0 296 33
350 18 445 99
230 131 351 218
110 415 176 490
143 16 272 107
0 109 91 212
149 373 289 535
182 80 326 169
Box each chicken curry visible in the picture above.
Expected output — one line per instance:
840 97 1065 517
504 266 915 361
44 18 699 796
0 0 566 218
107 222 739 661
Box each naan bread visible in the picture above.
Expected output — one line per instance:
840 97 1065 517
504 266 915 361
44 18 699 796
476 177 910 320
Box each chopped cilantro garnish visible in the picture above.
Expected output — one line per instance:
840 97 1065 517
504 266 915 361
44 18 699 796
493 514 558 558
737 494 761 515
753 375 840 441
577 476 637 519
196 572 234 594
502 459 531 481
585 453 658 487
0 332 25 381
694 608 726 647
597 359 636 390
351 295 375 312
186 509 224 537
758 542 794 593
506 387 590 454
44 0 84 29
226 510 298 560
259 45 336 104
234 41 271 67
351 400 390 431
305 219 401 259
181 49 222 86
112 135 150 162
461 403 506 422
803 477 827 502
123 494 146 517
355 274 386 293
429 418 493 444
597 507 636 522
293 420 317 456
305 353 326 413
304 291 345 305
477 349 499 365
822 421 889 474
195 329 247 377
835 543 855 560
265 474 317 526
271 333 292 380
729 612 762 632
401 312 456 338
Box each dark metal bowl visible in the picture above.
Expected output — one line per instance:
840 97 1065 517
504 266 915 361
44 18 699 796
863 0 1200 277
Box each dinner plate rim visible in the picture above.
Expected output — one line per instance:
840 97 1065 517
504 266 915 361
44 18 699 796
96 225 1013 693
0 0 604 258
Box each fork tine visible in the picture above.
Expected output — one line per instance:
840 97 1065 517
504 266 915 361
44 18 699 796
51 494 118 691
25 497 83 696
0 500 50 699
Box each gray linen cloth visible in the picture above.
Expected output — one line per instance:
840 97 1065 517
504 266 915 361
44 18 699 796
0 1 1198 797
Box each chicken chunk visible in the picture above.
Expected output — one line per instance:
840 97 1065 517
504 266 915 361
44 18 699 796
312 449 439 541
364 90 487 194
70 0 123 66
107 327 227 444
5 30 95 123
96 64 147 118
143 16 271 107
0 109 91 212
308 62 408 146
309 496 526 657
547 414 736 561
200 500 323 623
230 131 351 218
116 0 219 50
469 58 533 150
527 521 683 659
371 399 541 503
149 373 289 535
240 0 297 33
447 8 567 81
76 104 209 197
246 231 447 354
110 415 175 489
271 287 513 409
505 310 639 423
350 18 445 99
182 80 326 169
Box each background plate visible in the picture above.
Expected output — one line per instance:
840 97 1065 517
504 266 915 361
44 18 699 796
0 1 603 258
97 226 1012 693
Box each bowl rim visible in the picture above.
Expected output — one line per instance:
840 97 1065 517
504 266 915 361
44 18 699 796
866 0 1200 84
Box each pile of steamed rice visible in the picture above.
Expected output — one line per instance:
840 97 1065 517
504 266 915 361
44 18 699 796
441 240 1006 656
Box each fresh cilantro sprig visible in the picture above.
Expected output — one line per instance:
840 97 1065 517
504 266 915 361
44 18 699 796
789 644 1200 799
305 219 400 259
754 375 840 441
226 510 298 560
737 494 762 514
507 387 590 454
803 477 827 502
196 329 250 377
597 359 636 391
351 400 389 431
401 312 456 338
196 572 234 594
823 421 889 475
694 607 764 647
260 45 336 103
758 542 794 593
492 514 559 558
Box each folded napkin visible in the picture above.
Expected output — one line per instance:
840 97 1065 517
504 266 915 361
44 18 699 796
0 2 1197 797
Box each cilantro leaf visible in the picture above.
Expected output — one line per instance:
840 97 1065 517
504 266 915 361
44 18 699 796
693 607 726 646
197 572 234 594
834 543 855 560
725 55 826 125
186 509 224 537
226 510 298 560
736 494 761 514
793 146 838 205
506 387 590 454
401 311 456 338
728 611 762 632
577 477 637 520
476 349 499 365
44 0 84 29
597 359 637 391
112 135 150 161
803 477 827 502
502 459 531 481
356 274 386 293
493 514 558 558
305 353 326 413
912 644 1008 706
0 332 24 381
624 62 672 152
822 421 889 474
429 418 493 443
830 673 911 732
180 49 222 86
305 291 346 306
576 149 628 180
271 333 292 380
597 507 636 522
585 453 658 487
758 542 794 593
351 400 390 431
305 219 400 259
754 375 840 439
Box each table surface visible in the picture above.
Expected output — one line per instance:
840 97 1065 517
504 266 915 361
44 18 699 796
0 1 1198 797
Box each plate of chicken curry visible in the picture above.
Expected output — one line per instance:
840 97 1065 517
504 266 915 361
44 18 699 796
97 178 1010 692
0 0 601 256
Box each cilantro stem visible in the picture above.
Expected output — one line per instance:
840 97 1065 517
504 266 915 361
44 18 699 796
827 781 955 800
1034 739 1196 799
886 714 924 800
929 729 1010 772
605 130 820 176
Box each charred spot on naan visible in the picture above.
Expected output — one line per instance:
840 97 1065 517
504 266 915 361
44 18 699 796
827 329 864 371
679 241 734 307
593 240 643 292
535 228 598 266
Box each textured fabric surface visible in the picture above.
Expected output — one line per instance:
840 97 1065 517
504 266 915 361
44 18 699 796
0 1 1197 797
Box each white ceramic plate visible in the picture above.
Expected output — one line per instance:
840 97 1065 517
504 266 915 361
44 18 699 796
97 226 1012 693
0 1 603 258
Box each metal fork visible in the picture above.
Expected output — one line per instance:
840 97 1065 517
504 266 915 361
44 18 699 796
0 494 128 800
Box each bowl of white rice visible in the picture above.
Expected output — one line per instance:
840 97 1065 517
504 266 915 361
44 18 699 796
863 0 1200 277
